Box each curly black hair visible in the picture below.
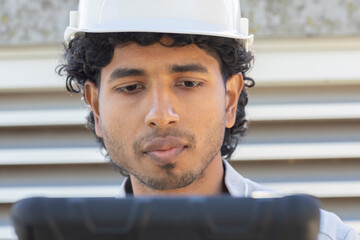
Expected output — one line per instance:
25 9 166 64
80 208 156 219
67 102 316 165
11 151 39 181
57 32 254 174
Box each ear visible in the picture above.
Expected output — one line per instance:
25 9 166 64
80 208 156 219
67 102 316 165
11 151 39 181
84 81 103 138
225 73 244 128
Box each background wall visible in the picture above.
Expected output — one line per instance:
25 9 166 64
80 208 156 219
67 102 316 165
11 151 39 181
1 0 360 45
1 0 360 239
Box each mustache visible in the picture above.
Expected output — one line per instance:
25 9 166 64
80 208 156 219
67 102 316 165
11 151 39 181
133 128 196 154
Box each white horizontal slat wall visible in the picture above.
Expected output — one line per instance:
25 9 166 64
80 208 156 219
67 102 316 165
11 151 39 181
0 37 360 239
234 37 360 234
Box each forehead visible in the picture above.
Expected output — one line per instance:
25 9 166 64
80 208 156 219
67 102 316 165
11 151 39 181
104 42 221 72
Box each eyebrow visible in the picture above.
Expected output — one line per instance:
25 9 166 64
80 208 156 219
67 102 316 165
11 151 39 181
109 68 146 81
108 63 208 82
170 63 209 74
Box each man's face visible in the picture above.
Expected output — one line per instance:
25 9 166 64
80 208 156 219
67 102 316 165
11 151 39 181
85 39 241 191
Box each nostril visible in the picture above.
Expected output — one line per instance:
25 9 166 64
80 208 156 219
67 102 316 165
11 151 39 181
145 110 180 127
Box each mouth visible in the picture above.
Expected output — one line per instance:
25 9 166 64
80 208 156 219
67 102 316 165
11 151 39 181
142 137 188 164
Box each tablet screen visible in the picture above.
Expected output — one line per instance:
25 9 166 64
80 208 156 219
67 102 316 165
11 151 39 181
11 195 320 240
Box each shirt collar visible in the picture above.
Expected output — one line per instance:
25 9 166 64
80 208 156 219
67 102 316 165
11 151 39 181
222 160 247 197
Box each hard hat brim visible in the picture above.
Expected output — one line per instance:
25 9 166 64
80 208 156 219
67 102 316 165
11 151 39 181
64 18 254 44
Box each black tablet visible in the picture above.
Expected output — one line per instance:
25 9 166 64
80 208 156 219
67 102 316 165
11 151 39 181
11 195 320 240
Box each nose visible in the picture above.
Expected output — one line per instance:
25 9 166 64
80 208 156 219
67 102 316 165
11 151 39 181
144 88 179 128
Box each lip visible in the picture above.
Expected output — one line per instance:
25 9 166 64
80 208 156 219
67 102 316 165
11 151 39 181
142 136 187 164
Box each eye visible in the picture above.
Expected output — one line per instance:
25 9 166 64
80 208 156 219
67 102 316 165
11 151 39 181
177 80 203 88
116 84 143 93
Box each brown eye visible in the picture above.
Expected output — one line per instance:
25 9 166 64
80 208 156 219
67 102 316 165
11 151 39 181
124 85 138 91
116 84 143 93
178 81 202 88
184 81 196 87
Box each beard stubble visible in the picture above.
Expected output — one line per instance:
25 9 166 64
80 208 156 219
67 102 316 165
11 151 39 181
101 115 225 191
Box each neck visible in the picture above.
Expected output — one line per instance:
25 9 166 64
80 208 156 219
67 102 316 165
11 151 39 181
130 153 226 196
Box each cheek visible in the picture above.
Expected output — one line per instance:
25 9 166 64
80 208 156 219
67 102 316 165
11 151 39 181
190 100 223 123
99 96 128 133
206 84 227 119
183 88 226 136
99 94 147 146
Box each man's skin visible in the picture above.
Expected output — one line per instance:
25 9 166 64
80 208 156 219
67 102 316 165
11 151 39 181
85 38 244 196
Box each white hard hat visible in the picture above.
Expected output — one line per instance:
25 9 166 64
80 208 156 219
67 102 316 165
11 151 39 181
64 0 253 49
